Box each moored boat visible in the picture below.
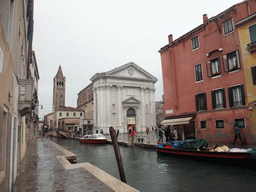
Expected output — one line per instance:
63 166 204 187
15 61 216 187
79 134 107 144
157 139 256 168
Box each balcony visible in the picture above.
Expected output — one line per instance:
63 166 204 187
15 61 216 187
18 79 33 116
247 41 256 53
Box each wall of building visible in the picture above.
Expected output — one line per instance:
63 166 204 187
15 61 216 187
0 1 37 191
160 1 256 144
77 83 94 120
237 13 256 142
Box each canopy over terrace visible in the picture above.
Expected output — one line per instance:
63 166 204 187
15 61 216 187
161 117 193 126
161 117 195 140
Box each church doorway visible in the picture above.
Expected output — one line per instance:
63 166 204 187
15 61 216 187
127 108 136 133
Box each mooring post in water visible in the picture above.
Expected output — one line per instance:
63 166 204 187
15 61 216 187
109 126 126 183
131 128 134 148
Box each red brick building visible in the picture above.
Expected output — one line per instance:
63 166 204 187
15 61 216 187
159 1 256 145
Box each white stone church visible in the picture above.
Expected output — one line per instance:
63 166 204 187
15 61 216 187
90 62 157 134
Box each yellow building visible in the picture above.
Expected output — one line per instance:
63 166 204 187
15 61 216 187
236 10 256 143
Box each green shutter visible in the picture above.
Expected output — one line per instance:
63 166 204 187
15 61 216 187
222 89 226 108
251 66 256 85
241 85 246 105
211 91 216 109
195 95 199 111
203 93 207 110
249 24 256 43
228 87 233 107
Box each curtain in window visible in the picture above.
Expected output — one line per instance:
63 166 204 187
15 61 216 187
212 89 226 109
227 19 233 32
232 87 242 106
211 59 220 75
215 91 223 108
228 53 237 70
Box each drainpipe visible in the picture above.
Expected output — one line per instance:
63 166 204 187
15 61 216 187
246 0 251 16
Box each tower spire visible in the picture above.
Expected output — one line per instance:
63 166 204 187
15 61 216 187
53 66 66 112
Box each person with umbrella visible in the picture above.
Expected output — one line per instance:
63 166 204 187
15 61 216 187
232 122 244 145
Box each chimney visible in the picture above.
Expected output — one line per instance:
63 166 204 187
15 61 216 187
203 14 208 23
168 34 173 44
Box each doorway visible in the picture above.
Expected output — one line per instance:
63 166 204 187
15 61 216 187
127 108 136 132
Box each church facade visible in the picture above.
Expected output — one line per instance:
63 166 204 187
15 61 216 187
90 62 157 134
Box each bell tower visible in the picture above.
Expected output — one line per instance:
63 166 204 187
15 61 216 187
53 66 66 112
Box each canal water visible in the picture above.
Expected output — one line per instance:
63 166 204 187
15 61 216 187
50 137 256 192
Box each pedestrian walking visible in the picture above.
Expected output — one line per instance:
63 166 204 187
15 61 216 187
173 128 178 141
165 126 171 142
158 128 164 142
128 126 132 135
233 123 244 145
146 127 150 135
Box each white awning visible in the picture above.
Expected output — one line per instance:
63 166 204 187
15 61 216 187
161 117 193 126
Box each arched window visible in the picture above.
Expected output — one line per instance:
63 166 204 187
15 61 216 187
127 108 135 117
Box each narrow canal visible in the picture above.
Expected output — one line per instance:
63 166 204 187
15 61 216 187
50 137 256 192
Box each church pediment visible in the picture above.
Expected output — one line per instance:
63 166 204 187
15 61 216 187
122 97 140 108
122 96 140 104
90 62 157 83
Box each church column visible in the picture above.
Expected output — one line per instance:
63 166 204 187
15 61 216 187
99 86 104 130
103 85 107 132
106 85 111 130
93 87 98 129
117 85 123 129
141 87 146 132
150 88 156 127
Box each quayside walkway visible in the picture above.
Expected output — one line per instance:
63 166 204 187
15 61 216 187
13 137 138 192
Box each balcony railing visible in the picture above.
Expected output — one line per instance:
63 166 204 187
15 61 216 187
18 79 33 116
247 41 256 53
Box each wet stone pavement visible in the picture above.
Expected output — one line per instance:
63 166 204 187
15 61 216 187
13 137 114 192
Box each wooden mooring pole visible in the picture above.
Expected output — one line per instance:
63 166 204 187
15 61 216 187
131 128 134 148
109 126 127 183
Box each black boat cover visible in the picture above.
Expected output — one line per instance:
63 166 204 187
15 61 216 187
177 138 208 150
249 147 256 160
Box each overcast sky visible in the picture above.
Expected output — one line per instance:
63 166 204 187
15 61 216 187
34 0 242 118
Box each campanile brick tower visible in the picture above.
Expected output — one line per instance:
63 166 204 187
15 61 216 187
53 66 66 112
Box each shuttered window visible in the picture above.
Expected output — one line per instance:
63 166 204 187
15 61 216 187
211 89 226 109
208 58 221 77
228 85 246 107
227 50 240 71
249 24 256 43
195 93 207 111
251 66 256 85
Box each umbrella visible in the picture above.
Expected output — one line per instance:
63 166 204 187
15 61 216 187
228 122 237 126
